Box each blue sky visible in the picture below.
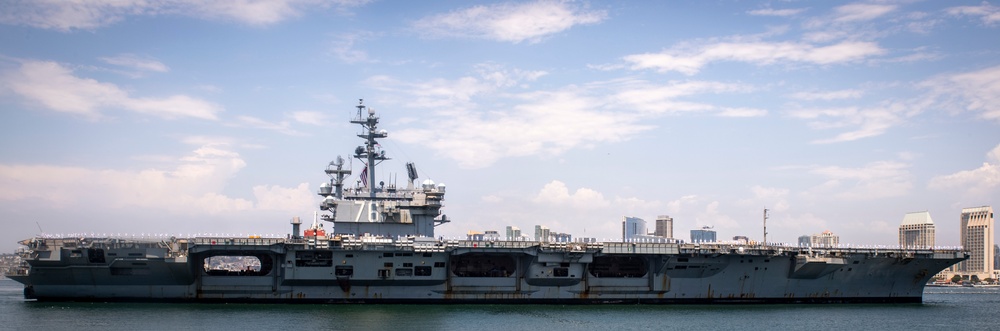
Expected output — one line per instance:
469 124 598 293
1 1 999 252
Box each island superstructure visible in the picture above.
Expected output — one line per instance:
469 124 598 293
5 100 967 303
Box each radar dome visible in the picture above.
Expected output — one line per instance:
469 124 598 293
421 179 435 190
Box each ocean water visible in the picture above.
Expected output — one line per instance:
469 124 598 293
1 279 997 331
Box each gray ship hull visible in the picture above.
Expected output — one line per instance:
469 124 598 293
8 237 965 304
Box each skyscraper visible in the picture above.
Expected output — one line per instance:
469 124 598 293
534 225 550 242
690 226 716 243
622 216 646 242
505 226 521 240
959 206 994 276
655 215 674 239
995 244 999 271
899 211 935 249
797 235 811 247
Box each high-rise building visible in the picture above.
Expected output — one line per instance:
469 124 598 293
810 230 839 247
622 217 647 242
505 226 521 240
468 230 501 241
899 211 935 249
797 235 811 247
483 230 500 241
995 244 999 271
690 226 716 243
959 206 994 276
655 215 674 239
534 225 550 242
551 232 572 242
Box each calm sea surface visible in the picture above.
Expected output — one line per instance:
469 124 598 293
1 279 997 331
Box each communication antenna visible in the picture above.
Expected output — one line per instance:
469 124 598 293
763 208 769 247
36 221 44 233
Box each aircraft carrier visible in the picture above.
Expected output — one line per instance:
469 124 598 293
5 100 967 303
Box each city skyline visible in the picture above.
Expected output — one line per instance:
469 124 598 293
473 207 987 251
1 1 999 252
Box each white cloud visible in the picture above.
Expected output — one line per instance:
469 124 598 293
412 1 606 44
788 89 863 101
181 135 238 146
364 75 493 110
747 8 807 17
377 73 753 168
801 3 898 31
929 143 1000 193
474 63 548 88
787 99 915 144
0 144 315 214
290 111 330 126
467 180 669 241
831 3 897 22
717 107 768 118
100 54 169 73
612 196 662 213
803 161 913 200
920 64 1000 122
745 186 790 212
393 87 650 168
0 0 371 31
611 80 754 114
623 40 885 75
3 60 221 120
252 183 316 211
798 3 907 44
770 212 828 233
694 201 740 230
533 180 609 209
330 31 377 63
946 2 1000 26
666 195 699 214
231 115 303 135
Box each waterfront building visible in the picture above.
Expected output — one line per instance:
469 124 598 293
690 226 716 243
552 232 572 242
811 230 840 247
899 211 935 249
622 217 647 242
534 225 550 242
797 235 811 247
505 226 521 240
959 206 994 277
655 215 674 239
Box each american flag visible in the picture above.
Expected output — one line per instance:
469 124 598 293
360 166 368 186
